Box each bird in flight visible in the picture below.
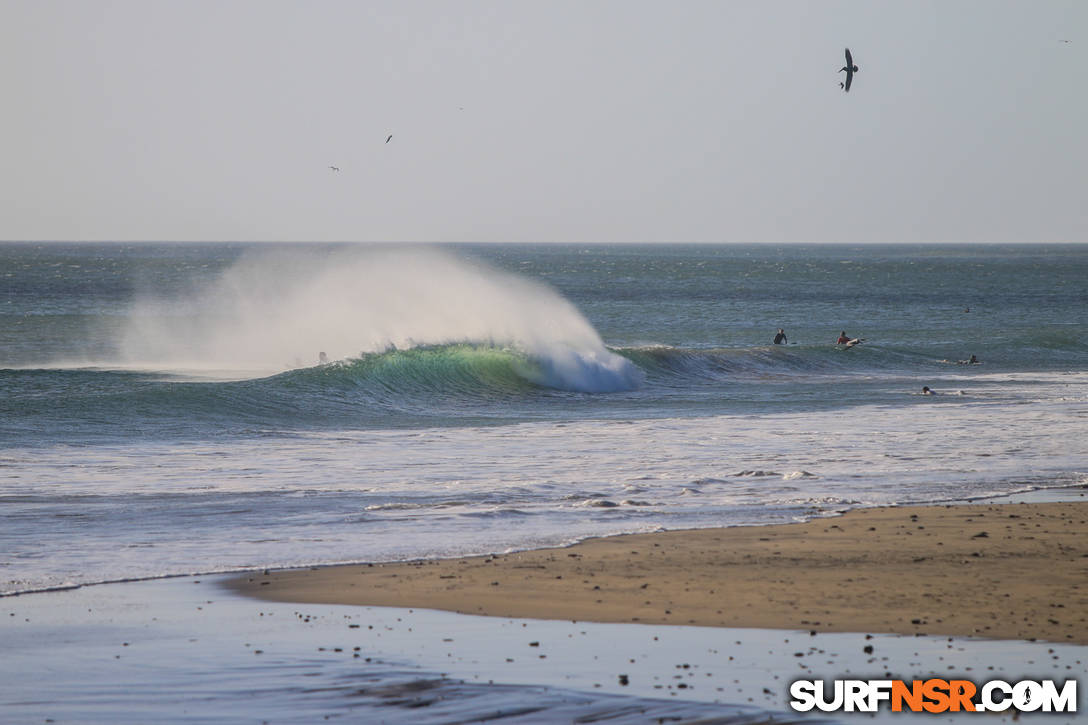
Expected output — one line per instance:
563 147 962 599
328 165 340 172
839 47 858 92
385 134 393 144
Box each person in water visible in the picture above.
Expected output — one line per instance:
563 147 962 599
837 331 864 347
959 354 979 365
774 328 788 345
922 386 936 395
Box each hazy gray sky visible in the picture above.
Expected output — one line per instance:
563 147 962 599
2 0 1085 243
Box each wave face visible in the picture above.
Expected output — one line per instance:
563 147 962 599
114 247 642 394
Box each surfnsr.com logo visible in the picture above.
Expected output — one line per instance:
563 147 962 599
789 678 1078 714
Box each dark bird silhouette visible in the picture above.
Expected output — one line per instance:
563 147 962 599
328 165 340 172
839 47 858 92
385 134 393 144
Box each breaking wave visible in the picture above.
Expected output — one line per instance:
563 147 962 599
115 246 642 394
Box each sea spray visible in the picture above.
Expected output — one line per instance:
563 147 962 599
117 247 643 392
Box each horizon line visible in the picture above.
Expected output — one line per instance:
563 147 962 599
2 239 1085 246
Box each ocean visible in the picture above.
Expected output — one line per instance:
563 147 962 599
2 242 1086 596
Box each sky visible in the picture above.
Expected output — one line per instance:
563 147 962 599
1 0 1085 243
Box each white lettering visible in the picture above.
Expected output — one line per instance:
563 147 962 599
1038 679 1077 713
980 680 1012 712
1014 681 1043 712
844 680 868 711
867 680 893 711
789 680 816 712
818 680 845 712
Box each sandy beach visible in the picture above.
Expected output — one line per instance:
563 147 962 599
229 500 1088 644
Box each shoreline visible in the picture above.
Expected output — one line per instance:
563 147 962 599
227 499 1088 644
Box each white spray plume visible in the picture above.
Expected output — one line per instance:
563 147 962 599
118 246 643 392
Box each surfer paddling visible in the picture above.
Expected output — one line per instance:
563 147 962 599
836 331 863 347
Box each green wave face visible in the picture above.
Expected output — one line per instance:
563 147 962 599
302 342 643 395
339 344 541 394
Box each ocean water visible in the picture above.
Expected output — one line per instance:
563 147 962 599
1 242 1087 596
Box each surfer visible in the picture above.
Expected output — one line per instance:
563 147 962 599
922 386 936 395
836 331 863 347
773 328 788 345
958 354 979 365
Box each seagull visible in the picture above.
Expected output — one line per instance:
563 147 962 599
385 134 393 144
328 165 340 172
839 47 858 92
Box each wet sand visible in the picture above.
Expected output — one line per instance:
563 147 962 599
228 501 1088 644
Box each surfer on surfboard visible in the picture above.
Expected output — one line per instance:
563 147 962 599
836 331 863 347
